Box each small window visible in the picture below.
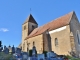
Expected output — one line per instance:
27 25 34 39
24 26 26 30
55 38 58 46
33 41 35 46
77 30 80 45
32 25 35 29
23 43 25 50
27 47 28 51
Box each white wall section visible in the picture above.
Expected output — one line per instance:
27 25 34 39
49 26 67 34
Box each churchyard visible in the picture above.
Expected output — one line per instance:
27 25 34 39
0 41 80 60
0 44 63 60
0 45 80 60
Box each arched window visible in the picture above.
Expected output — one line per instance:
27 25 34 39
23 42 25 50
55 38 58 46
24 26 26 30
33 41 35 46
77 30 80 45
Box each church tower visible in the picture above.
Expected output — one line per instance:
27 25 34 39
22 14 38 51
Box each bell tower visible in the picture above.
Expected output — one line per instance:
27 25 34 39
22 14 38 51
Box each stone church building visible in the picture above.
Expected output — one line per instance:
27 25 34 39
21 11 80 57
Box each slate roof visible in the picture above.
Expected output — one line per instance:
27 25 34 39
25 11 74 40
23 14 38 25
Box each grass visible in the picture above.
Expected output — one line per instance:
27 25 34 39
0 52 14 60
64 55 80 60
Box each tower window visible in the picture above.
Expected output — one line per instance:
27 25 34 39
32 25 35 29
24 26 26 30
55 38 58 46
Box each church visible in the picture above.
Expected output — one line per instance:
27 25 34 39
20 11 80 57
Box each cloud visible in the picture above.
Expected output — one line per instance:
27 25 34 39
0 28 9 32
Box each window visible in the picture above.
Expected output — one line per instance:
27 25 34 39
32 25 35 29
77 30 80 45
27 42 30 51
27 47 28 52
24 26 26 30
55 38 58 46
33 41 35 46
23 43 25 50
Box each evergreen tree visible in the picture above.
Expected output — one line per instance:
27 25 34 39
0 41 2 47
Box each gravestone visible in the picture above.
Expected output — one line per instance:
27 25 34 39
47 51 57 58
1 46 3 52
15 48 21 54
22 52 28 60
28 42 38 60
0 41 3 52
4 47 9 54
4 45 6 50
32 57 38 60
0 47 1 52
28 57 38 60
0 46 3 52
37 54 45 60
57 57 64 60
3 45 6 52
49 58 58 60
8 45 12 53
0 41 2 47
32 46 37 57
32 41 37 57
12 45 15 54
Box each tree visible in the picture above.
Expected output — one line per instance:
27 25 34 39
0 41 2 47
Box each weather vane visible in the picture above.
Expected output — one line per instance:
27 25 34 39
30 8 31 14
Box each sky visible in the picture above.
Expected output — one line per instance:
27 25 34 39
0 0 80 47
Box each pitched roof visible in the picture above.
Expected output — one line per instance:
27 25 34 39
25 11 74 40
23 14 38 25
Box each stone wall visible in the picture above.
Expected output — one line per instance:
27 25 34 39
49 25 71 55
43 31 52 52
22 23 28 51
69 12 80 57
22 22 38 52
26 34 43 53
28 22 38 35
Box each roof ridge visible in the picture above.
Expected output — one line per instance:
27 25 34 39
37 11 74 29
68 11 74 24
49 11 74 24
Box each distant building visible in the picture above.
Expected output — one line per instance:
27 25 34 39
21 11 80 57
